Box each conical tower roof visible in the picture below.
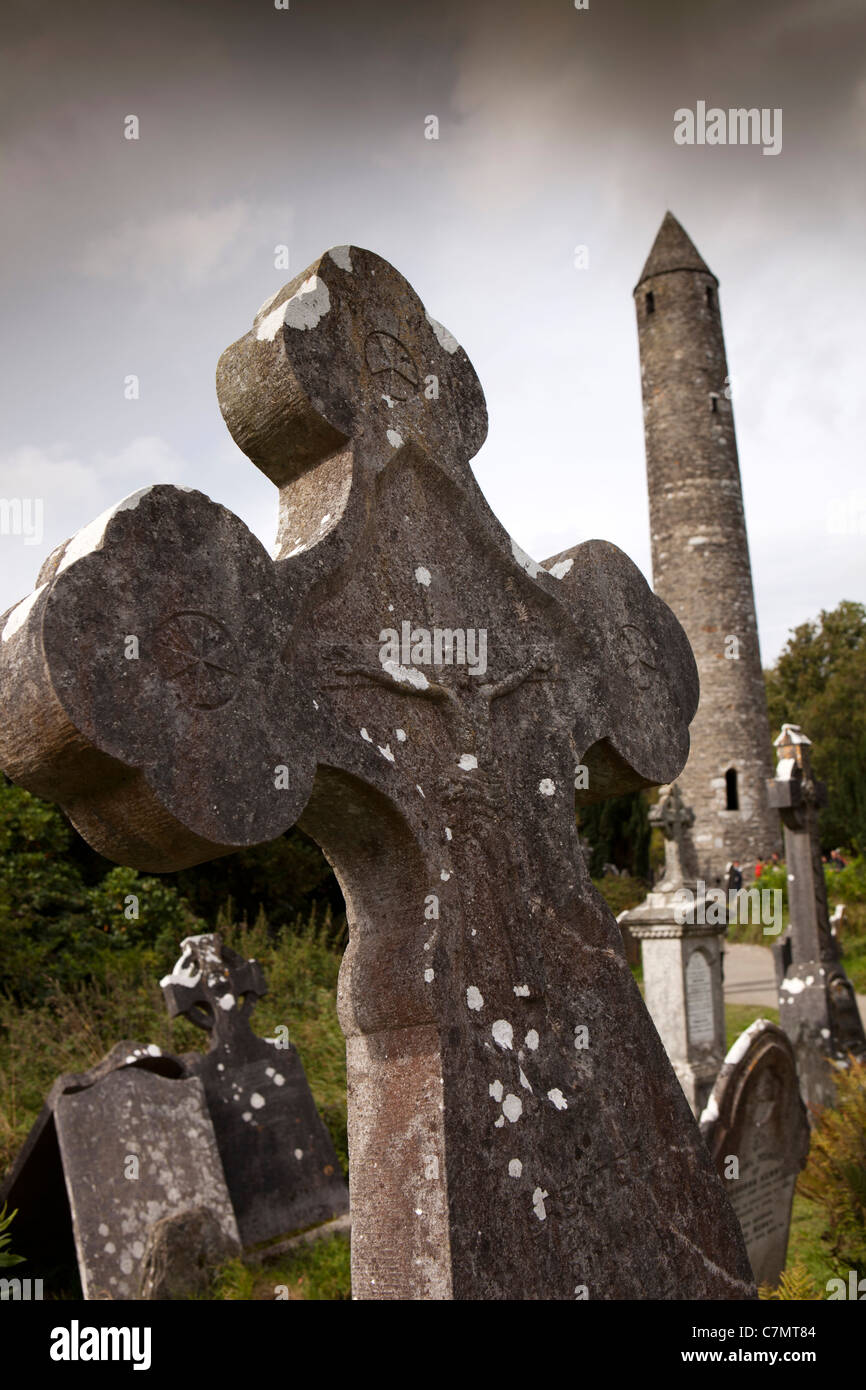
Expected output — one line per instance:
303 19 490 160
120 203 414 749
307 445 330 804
635 212 717 289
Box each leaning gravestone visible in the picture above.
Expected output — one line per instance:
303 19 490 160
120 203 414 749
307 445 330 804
700 1020 809 1288
0 1043 240 1299
620 784 727 1116
56 1068 240 1300
0 246 754 1299
768 724 866 1115
162 933 349 1246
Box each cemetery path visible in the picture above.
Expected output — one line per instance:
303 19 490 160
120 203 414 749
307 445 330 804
723 944 866 1027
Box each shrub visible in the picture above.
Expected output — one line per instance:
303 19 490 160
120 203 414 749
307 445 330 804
796 1058 866 1278
826 856 866 905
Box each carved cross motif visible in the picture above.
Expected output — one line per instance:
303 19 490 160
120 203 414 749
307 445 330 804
0 246 752 1299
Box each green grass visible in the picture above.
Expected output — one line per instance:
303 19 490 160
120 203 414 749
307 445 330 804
837 904 866 993
724 1002 779 1052
210 1232 351 1301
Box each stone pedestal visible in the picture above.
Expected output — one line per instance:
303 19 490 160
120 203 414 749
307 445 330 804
626 888 727 1117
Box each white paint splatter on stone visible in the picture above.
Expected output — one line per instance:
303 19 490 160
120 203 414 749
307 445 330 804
257 275 331 337
56 488 154 577
532 1187 549 1220
547 1088 567 1110
492 1019 514 1050
467 986 484 1011
545 558 573 579
525 1030 539 1051
502 1094 523 1123
458 753 478 770
489 1079 503 1102
381 658 430 690
508 1159 523 1178
425 311 459 353
328 245 353 272
2 584 47 642
511 538 541 579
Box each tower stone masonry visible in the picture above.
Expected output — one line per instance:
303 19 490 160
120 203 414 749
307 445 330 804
634 212 782 884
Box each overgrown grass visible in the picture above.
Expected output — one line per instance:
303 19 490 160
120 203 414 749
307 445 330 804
0 904 349 1183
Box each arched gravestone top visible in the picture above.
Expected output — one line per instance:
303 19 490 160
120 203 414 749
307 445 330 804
0 246 754 1300
701 1020 809 1288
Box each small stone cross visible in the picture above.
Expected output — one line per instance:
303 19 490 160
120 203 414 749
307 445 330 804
649 782 695 888
160 933 267 1047
0 247 752 1298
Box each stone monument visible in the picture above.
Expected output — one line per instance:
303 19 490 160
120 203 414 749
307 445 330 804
621 783 727 1116
162 932 349 1246
768 723 866 1115
700 1019 809 1288
0 1043 240 1299
0 246 753 1299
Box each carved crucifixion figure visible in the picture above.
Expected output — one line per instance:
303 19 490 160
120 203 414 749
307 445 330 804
0 246 753 1299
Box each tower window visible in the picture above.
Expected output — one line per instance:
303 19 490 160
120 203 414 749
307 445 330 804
709 393 719 413
725 768 739 811
645 291 655 315
706 286 715 310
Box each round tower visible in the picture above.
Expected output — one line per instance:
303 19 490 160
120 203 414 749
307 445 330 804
634 211 781 885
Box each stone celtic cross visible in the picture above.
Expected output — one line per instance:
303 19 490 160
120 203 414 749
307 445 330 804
649 781 696 888
0 246 752 1299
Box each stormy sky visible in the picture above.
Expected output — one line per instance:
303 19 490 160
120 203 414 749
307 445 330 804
1 0 864 661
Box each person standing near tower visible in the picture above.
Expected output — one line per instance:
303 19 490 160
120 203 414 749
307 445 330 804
634 212 782 886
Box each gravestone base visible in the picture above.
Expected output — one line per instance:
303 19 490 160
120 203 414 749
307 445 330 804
626 892 727 1119
672 1057 723 1120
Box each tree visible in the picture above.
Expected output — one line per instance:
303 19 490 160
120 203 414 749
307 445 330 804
578 790 651 880
764 601 866 854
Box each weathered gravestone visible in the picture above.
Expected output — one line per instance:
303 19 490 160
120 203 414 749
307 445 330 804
0 1043 240 1299
0 246 754 1299
700 1020 809 1288
768 724 866 1115
162 932 349 1246
620 784 727 1116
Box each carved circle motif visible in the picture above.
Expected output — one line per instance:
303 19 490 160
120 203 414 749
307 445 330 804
618 624 658 690
152 611 239 709
364 330 420 401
